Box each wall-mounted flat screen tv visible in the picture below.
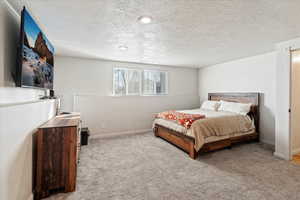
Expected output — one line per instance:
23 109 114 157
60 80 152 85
17 7 54 89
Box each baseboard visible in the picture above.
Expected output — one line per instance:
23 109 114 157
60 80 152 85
90 129 153 140
273 151 289 160
292 148 300 155
27 193 33 200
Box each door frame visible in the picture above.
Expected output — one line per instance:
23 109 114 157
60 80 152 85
289 49 300 160
275 38 300 160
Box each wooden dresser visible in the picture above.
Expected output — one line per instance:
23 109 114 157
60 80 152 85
34 113 81 200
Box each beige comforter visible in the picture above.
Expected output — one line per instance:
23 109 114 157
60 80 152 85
190 114 255 151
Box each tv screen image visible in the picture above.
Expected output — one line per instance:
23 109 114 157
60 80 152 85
20 8 54 89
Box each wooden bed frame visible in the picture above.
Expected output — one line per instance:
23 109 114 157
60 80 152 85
153 93 260 159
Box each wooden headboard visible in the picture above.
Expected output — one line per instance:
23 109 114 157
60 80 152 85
208 93 260 132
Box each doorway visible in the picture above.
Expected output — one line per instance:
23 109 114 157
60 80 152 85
291 50 300 164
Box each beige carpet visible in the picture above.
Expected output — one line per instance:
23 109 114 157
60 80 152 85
46 132 300 200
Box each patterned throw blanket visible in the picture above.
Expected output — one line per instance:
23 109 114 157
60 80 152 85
156 110 205 129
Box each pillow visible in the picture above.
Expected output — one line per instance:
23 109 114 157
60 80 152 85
200 100 220 111
218 100 252 115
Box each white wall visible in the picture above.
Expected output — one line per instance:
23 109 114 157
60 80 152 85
0 101 56 200
198 52 276 145
0 1 56 200
54 56 200 136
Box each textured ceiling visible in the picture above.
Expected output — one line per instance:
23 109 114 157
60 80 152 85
6 0 300 68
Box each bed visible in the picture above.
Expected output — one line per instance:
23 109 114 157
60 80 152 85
153 93 259 159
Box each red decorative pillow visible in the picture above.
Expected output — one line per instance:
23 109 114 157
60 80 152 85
156 110 205 129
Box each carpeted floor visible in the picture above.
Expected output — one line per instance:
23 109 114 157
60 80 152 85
46 132 300 200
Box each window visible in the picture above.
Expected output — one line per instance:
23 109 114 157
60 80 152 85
127 69 141 95
113 68 126 95
113 68 141 95
143 70 167 95
113 68 168 96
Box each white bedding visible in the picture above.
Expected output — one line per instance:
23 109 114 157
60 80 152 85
153 108 255 144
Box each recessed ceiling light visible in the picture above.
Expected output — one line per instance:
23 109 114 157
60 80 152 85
118 45 128 51
138 16 152 24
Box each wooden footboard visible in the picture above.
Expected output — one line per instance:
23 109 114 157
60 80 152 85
154 124 196 159
154 124 258 159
